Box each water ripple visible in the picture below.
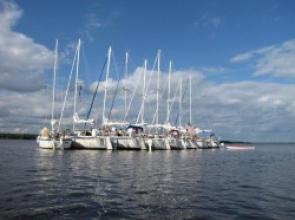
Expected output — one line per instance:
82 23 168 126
0 140 295 219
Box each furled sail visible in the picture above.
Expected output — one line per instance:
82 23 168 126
73 113 95 124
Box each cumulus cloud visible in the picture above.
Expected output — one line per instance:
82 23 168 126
200 81 295 142
0 0 54 92
230 39 295 78
84 66 295 142
0 89 70 132
1 57 295 142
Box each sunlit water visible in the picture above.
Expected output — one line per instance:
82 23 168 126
0 140 295 219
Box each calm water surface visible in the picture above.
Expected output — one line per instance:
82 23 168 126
0 140 295 219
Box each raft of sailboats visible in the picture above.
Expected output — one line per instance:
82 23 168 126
37 39 221 150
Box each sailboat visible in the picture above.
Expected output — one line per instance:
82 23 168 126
169 75 187 150
59 39 112 150
130 59 152 150
37 40 72 150
106 51 144 150
143 50 171 150
184 74 198 149
161 61 181 150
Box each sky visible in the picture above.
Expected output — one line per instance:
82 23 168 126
1 0 295 142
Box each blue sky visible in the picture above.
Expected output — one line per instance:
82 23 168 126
1 0 295 141
14 0 295 82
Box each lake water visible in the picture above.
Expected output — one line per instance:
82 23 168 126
0 140 295 219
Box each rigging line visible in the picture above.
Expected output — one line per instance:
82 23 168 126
58 45 78 133
136 54 158 124
151 69 172 125
81 45 91 84
174 80 188 126
107 52 124 121
85 57 108 122
151 106 157 125
125 56 157 123
123 71 141 122
151 77 168 125
167 77 180 124
136 62 146 124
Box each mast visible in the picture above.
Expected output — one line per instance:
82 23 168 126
179 77 182 127
102 46 112 124
124 52 129 119
73 38 81 131
58 42 78 133
166 60 172 124
189 74 192 125
51 39 58 133
156 49 161 125
141 59 147 124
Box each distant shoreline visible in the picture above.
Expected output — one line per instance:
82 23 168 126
0 133 37 140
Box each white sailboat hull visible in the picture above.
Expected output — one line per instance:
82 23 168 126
37 136 72 149
186 139 198 149
111 136 142 150
71 136 112 149
169 137 186 149
134 136 146 150
37 138 53 149
196 140 208 149
209 141 219 148
145 137 170 150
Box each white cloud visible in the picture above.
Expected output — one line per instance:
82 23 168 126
193 15 222 39
80 9 119 41
230 39 295 78
1 59 295 142
194 15 222 29
0 89 69 132
90 78 120 93
83 67 295 142
0 0 54 92
200 66 226 74
230 46 274 63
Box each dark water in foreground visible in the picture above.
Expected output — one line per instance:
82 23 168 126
0 140 295 219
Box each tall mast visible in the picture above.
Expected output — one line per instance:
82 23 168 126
189 74 192 125
166 60 172 124
58 42 78 133
156 49 161 125
51 39 58 131
141 59 147 124
179 77 182 127
73 38 81 131
124 52 128 119
102 46 112 124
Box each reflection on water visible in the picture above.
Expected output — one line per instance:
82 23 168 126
0 140 295 219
